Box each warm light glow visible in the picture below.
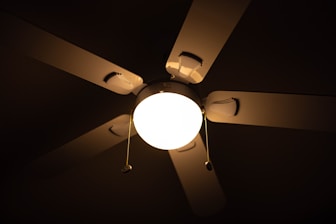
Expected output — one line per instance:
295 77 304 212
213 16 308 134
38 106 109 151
133 92 203 150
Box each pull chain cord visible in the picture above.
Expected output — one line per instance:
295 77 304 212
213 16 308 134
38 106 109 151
203 110 213 171
121 114 133 173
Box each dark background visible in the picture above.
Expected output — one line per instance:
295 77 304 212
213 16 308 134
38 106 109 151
1 0 335 223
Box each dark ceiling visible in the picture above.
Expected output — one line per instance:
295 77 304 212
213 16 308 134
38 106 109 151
1 0 336 223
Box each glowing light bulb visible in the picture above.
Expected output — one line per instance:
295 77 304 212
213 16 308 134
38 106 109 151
133 91 203 150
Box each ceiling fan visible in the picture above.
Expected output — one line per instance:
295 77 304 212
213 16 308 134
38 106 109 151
2 0 336 218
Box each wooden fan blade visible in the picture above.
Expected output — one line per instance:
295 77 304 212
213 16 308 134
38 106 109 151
28 114 137 178
168 134 226 217
166 0 250 84
205 91 336 132
0 12 143 95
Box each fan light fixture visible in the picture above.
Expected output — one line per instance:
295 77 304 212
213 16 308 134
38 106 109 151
133 81 203 150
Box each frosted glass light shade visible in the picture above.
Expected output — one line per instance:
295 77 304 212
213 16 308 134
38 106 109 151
133 82 203 150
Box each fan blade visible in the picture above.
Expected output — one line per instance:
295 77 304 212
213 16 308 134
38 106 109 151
166 0 250 84
168 134 226 216
28 114 136 178
0 12 143 95
205 91 336 132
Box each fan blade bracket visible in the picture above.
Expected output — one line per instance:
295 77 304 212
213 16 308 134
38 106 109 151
176 139 197 152
205 96 239 117
103 71 143 95
108 113 136 137
167 52 203 83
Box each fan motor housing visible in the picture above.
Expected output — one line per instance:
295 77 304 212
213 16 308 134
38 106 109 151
134 80 202 108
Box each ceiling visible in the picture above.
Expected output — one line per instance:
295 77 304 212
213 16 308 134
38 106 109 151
1 0 336 223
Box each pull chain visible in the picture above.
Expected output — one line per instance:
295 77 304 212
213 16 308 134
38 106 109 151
121 114 133 173
203 110 213 171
